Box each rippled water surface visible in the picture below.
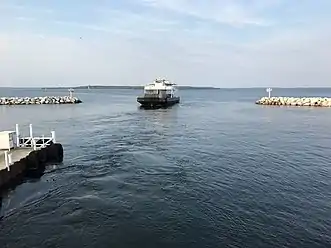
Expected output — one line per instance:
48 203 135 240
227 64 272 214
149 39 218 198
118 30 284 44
0 88 330 248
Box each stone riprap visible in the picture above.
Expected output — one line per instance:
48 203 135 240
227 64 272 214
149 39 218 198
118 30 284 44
256 97 331 107
0 96 82 105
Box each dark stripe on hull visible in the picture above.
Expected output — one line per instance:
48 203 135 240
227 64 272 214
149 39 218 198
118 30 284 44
137 97 180 109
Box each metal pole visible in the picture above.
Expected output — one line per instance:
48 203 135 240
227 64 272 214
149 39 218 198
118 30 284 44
29 124 33 138
51 131 56 143
15 124 20 147
8 153 12 165
4 151 9 170
29 124 33 147
33 139 37 150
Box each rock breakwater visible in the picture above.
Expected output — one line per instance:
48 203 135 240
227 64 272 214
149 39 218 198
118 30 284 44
0 96 82 105
256 97 331 107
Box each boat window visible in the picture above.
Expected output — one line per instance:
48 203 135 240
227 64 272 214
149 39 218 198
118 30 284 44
145 89 158 94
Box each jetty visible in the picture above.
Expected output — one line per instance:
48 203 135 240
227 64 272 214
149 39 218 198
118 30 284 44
255 88 331 107
256 97 331 107
0 89 82 105
0 96 82 105
0 124 63 189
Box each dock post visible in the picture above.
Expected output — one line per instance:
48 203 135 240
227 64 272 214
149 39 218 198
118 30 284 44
51 131 56 143
4 151 9 170
29 124 33 138
15 124 20 147
8 153 12 166
32 139 37 150
29 124 33 147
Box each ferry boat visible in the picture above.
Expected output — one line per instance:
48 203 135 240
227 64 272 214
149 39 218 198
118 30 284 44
137 78 180 108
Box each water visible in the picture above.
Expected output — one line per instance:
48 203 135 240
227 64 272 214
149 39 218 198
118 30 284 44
0 88 330 248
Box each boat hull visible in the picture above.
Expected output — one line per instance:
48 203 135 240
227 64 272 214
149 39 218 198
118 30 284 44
137 96 180 108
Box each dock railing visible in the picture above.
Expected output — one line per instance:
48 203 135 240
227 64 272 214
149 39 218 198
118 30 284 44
16 124 56 150
2 124 56 170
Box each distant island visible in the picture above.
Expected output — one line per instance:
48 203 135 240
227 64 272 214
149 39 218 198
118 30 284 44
41 85 219 90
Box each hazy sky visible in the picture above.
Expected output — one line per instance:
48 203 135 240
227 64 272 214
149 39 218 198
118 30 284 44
0 0 330 87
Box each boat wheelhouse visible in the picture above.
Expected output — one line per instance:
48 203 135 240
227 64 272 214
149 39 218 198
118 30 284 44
137 78 180 108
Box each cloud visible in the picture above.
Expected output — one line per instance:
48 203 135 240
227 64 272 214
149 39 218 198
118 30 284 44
0 3 53 16
0 0 330 87
139 0 274 27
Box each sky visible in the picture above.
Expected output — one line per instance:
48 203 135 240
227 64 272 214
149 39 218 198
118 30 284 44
0 0 330 87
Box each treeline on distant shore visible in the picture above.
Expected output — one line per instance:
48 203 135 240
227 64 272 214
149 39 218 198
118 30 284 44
42 85 219 90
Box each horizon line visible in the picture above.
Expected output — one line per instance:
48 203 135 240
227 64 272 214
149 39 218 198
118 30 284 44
1 85 331 89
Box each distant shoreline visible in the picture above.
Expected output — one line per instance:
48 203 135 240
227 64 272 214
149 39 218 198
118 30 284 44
48 85 219 90
1 86 331 90
0 85 220 90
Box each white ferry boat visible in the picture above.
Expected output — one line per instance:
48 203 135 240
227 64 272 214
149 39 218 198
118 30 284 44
137 78 180 108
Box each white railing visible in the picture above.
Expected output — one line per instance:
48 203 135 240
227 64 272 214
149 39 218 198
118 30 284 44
15 124 56 150
2 124 56 170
